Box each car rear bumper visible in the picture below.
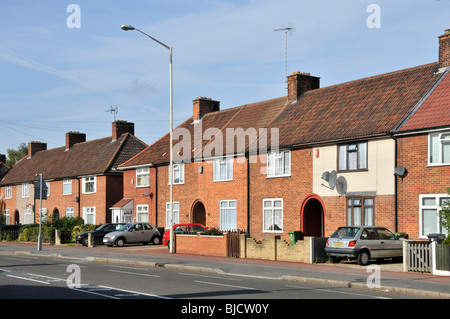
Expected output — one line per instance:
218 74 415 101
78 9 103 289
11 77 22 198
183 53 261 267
325 247 360 258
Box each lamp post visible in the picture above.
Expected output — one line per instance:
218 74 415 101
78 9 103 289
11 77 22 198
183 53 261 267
121 25 175 254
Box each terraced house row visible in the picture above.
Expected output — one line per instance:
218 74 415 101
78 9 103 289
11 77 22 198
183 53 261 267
1 29 450 242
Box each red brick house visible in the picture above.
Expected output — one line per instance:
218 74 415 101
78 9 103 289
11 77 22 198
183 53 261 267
0 121 147 225
118 29 449 242
393 30 450 240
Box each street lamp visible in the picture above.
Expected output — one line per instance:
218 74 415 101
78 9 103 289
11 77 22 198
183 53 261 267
121 25 175 254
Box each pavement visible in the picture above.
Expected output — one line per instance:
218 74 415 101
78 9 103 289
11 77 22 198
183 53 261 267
0 241 449 299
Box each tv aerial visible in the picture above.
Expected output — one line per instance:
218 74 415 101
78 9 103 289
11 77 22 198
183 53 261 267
274 23 295 90
106 105 119 121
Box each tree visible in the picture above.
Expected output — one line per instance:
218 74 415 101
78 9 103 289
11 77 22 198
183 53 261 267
6 143 28 167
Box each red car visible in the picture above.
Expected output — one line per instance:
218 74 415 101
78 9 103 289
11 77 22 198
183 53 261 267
162 223 207 246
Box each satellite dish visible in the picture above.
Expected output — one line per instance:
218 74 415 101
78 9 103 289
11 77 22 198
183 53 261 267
336 176 348 196
394 166 407 177
321 171 330 181
328 170 337 189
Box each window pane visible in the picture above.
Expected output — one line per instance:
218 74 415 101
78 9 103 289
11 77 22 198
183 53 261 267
358 143 367 169
338 146 347 170
442 142 450 163
422 209 438 236
430 134 439 163
348 151 357 170
422 197 436 206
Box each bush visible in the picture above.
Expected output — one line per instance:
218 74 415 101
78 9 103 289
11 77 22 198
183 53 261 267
442 234 450 245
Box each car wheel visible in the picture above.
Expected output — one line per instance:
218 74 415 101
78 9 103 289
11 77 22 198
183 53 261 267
152 236 161 245
115 238 125 247
357 250 370 266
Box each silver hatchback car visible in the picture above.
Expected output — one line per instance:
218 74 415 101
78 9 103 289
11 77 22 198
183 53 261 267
103 222 161 247
325 226 403 265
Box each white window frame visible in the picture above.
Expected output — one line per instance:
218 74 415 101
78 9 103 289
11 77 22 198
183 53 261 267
429 132 450 166
136 205 149 222
66 207 75 219
267 150 291 177
82 176 96 194
213 157 233 181
136 168 150 187
24 208 32 224
263 198 283 233
63 179 72 195
220 200 237 231
22 184 30 198
83 207 96 224
170 163 185 185
165 202 180 228
4 210 10 225
5 186 12 199
419 194 449 238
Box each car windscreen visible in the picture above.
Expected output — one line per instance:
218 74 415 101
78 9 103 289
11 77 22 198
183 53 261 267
330 227 360 239
119 224 133 231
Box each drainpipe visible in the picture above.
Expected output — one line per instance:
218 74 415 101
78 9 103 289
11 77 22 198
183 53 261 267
389 133 399 233
246 152 251 234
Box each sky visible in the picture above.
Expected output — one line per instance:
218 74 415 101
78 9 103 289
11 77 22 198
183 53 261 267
0 0 449 157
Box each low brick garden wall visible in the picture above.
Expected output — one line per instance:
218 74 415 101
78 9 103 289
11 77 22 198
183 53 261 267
175 233 228 257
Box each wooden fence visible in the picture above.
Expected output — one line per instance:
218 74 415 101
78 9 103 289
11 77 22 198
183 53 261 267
404 241 450 276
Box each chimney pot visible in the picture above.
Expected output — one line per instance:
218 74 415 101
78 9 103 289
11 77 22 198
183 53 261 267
193 97 220 121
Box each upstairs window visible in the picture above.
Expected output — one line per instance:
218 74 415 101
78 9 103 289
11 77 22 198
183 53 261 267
214 157 233 181
136 168 150 187
82 176 96 194
267 150 291 177
429 132 450 165
338 142 367 171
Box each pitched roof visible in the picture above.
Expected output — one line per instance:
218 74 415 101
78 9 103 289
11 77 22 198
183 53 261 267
397 71 450 132
269 63 441 148
0 133 147 185
120 63 442 167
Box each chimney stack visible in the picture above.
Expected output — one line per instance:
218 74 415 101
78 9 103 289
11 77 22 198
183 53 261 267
28 141 47 158
112 120 135 141
439 29 450 71
287 72 320 101
65 131 86 150
193 97 220 121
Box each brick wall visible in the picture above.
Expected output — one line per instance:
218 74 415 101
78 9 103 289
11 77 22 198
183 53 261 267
248 149 313 242
397 133 450 239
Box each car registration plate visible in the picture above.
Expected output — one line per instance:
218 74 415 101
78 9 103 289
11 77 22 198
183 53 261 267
332 242 345 247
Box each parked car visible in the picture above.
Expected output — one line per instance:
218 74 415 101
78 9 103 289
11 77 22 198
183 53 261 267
103 222 162 247
325 226 403 266
75 223 127 246
162 223 207 246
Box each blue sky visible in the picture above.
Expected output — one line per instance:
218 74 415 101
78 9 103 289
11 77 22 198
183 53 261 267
0 0 449 157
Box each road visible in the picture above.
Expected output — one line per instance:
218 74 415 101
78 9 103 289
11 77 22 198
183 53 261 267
0 253 418 301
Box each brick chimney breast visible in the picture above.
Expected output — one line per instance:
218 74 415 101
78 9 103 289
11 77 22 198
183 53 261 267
193 97 220 121
65 131 86 150
112 120 135 141
439 29 450 70
28 141 47 158
288 72 320 101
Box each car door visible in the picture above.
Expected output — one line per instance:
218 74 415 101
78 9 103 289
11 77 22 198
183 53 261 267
375 228 402 257
359 228 382 258
128 223 146 243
